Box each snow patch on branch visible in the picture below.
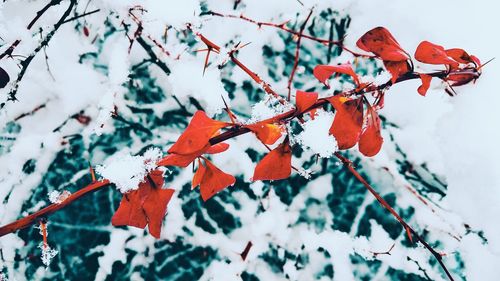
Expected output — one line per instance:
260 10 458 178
96 148 162 193
297 110 338 158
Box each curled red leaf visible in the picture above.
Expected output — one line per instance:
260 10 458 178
417 74 432 96
158 143 230 168
246 123 284 145
168 111 229 155
295 90 319 113
328 96 364 150
192 158 236 201
384 61 411 84
357 27 409 62
313 64 360 88
111 170 175 238
414 41 459 68
358 107 383 157
205 143 230 154
253 141 292 181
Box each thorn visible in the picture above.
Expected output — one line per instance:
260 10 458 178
405 226 413 243
221 95 236 124
89 161 96 182
203 48 211 76
478 57 495 70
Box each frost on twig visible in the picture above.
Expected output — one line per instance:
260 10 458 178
35 222 58 269
38 242 58 269
48 190 72 204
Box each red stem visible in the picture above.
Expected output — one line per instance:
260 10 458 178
334 152 455 281
0 180 110 237
206 11 373 58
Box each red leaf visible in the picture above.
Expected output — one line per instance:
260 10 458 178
112 170 175 238
358 107 383 157
295 90 318 113
417 74 432 96
246 123 284 145
205 143 230 154
313 64 360 87
157 153 199 168
445 48 472 64
357 27 409 62
446 73 476 87
197 158 236 201
158 143 230 168
253 141 292 181
328 96 364 150
383 61 411 84
414 41 459 68
168 111 229 155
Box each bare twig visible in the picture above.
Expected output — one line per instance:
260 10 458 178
287 9 313 100
1 0 77 110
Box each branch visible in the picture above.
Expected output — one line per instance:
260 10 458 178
287 9 313 100
334 152 455 281
0 0 63 60
1 0 77 110
204 11 373 58
0 180 110 237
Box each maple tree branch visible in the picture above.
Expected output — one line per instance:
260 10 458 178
0 180 110 237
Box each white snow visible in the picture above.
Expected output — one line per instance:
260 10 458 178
96 147 162 193
297 110 338 158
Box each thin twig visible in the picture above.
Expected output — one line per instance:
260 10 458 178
1 0 77 110
287 10 313 101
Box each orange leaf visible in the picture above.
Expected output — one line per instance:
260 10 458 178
198 158 236 201
157 153 199 168
328 96 364 150
383 61 411 84
414 41 459 68
158 143 230 168
168 111 229 155
296 90 318 113
417 74 432 96
112 170 175 238
253 141 292 181
313 64 360 87
205 143 230 154
358 107 383 157
246 123 283 145
356 27 409 62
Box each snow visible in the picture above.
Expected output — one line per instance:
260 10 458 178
0 0 499 280
297 110 338 158
47 190 71 204
96 147 162 193
38 242 58 269
167 57 230 115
